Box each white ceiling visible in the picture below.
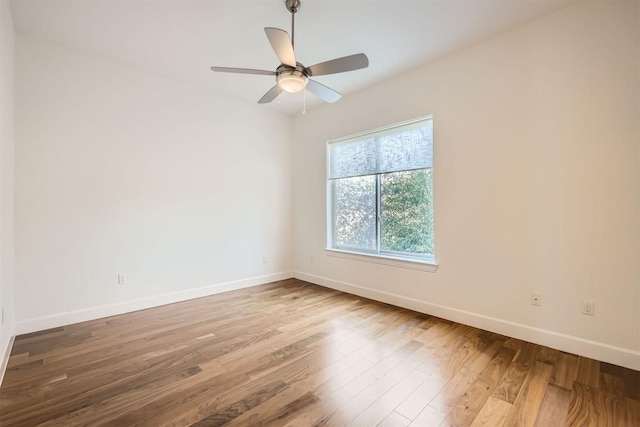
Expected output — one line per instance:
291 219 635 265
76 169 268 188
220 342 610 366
10 0 575 115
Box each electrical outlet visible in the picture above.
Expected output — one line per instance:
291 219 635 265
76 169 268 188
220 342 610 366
531 293 542 306
117 274 126 285
310 256 314 264
262 257 267 264
582 299 594 316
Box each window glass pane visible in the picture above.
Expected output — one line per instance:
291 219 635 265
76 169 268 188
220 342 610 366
380 169 433 256
333 175 376 251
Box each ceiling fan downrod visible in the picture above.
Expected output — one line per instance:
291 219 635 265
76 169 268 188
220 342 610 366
285 0 301 49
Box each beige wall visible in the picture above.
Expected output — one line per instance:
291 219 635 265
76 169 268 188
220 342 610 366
14 37 293 328
8 0 640 371
292 1 640 369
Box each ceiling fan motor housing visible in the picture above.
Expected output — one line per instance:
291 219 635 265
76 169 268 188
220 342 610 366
285 0 301 13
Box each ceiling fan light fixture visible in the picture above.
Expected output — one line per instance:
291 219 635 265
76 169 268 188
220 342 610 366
277 70 308 93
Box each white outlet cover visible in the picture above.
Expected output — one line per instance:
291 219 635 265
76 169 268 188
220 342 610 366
531 293 542 306
582 300 594 315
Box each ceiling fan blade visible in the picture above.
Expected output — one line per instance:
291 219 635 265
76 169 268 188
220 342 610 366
306 79 341 103
264 27 296 68
305 53 369 77
210 67 276 76
258 85 280 104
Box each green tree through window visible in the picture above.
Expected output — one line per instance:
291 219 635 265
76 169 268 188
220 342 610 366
381 169 433 255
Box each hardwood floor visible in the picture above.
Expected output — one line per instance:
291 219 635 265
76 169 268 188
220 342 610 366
0 279 638 426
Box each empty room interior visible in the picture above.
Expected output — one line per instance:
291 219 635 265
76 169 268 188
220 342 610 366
0 0 639 425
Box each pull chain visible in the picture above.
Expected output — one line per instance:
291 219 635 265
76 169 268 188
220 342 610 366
302 89 306 115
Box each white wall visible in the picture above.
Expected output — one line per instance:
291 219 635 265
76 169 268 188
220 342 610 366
15 36 292 330
292 1 640 369
0 0 16 374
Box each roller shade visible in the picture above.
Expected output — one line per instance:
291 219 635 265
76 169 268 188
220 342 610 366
328 118 433 180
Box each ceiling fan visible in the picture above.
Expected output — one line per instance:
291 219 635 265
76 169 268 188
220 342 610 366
210 0 369 104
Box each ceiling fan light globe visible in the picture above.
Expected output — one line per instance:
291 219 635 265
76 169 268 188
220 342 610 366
277 72 308 93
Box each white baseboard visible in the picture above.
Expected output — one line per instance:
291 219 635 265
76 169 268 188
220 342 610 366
0 333 15 386
10 270 640 371
14 272 292 336
294 271 640 371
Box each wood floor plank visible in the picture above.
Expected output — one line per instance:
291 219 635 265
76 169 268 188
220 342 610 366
576 357 601 389
0 279 637 426
409 405 448 426
600 372 626 396
394 330 473 420
189 380 289 426
470 396 512 427
552 353 579 390
626 397 640 426
311 339 424 425
533 384 571 426
622 368 640 400
347 368 428 426
440 345 517 426
535 346 561 365
378 410 412 427
318 373 399 426
492 341 537 404
566 381 635 427
502 361 553 427
427 338 503 414
567 381 598 426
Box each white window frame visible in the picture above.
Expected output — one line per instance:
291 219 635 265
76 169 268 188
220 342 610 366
325 116 437 272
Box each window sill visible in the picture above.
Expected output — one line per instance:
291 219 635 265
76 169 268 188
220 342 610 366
324 248 438 272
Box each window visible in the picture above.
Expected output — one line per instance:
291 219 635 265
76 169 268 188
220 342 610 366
327 117 434 266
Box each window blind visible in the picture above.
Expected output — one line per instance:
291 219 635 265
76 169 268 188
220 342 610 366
328 118 433 180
